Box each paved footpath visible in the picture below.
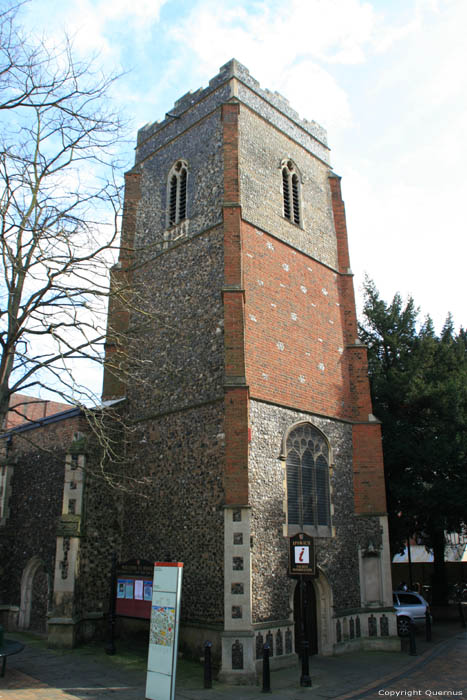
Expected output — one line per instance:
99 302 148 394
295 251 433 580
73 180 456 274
0 625 466 700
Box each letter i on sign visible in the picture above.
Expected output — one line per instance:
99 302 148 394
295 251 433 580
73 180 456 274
294 545 309 564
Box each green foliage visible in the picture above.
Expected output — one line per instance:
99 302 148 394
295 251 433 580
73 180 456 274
359 278 467 601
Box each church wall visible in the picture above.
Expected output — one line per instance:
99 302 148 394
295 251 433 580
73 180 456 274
235 79 329 165
135 84 231 165
134 111 224 256
118 401 226 626
238 107 336 269
115 131 227 620
107 76 232 649
0 414 83 627
97 60 396 671
248 400 370 619
242 221 352 419
125 225 225 414
72 463 122 630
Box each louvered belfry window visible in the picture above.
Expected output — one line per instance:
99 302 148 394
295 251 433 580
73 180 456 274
282 160 301 226
168 160 188 226
286 423 331 531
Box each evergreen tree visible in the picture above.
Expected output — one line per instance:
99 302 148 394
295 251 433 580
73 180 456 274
360 279 467 604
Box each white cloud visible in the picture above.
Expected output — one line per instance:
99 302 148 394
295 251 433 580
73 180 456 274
22 0 167 59
172 0 377 68
17 0 467 335
274 61 353 134
165 0 379 134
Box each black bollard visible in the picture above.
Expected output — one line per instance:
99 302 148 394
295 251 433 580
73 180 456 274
262 643 271 693
459 603 466 629
300 639 312 687
409 620 417 656
203 641 212 689
105 551 117 655
425 610 432 641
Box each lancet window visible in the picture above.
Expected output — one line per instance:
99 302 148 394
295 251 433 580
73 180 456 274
281 160 301 226
167 160 188 226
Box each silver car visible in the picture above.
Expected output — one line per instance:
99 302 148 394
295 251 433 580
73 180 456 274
393 590 431 636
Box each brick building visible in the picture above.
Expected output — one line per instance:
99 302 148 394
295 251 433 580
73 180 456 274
2 394 72 430
0 60 397 681
102 60 397 680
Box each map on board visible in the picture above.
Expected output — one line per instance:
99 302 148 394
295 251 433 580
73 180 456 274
150 606 175 647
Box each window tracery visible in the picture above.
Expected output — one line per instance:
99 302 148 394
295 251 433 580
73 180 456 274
285 422 331 535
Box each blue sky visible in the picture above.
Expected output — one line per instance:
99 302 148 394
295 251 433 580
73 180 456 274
19 0 467 331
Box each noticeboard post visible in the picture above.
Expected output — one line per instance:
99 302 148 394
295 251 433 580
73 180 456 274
146 562 183 700
288 533 314 687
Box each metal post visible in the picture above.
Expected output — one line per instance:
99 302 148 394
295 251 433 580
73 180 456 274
409 620 417 656
105 551 117 655
425 609 432 641
261 643 271 693
407 535 413 591
299 577 311 687
203 641 212 689
459 602 466 629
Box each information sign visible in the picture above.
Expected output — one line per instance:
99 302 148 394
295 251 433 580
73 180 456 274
289 533 316 576
146 562 183 700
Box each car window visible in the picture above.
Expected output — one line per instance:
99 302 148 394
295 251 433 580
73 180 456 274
393 594 398 605
397 593 420 606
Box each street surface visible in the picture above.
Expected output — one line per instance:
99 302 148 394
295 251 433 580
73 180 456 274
0 624 465 699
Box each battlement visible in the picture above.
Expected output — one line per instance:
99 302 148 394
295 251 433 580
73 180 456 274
212 59 327 146
136 59 329 162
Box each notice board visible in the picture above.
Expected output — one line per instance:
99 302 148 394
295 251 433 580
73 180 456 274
115 559 153 619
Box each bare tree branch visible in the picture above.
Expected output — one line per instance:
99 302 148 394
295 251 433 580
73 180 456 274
0 2 130 425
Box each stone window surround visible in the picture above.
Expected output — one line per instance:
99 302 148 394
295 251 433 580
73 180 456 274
280 420 334 539
280 158 302 227
166 159 188 228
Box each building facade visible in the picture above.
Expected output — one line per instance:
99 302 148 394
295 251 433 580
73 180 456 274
0 399 121 648
101 60 397 681
0 60 397 681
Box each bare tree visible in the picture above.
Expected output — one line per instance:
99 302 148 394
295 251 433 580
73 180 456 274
0 1 128 427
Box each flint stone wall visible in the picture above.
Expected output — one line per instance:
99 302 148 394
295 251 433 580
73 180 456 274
73 462 123 623
136 59 328 166
248 399 383 623
239 107 337 270
133 111 223 258
0 414 83 619
119 401 225 624
126 226 224 415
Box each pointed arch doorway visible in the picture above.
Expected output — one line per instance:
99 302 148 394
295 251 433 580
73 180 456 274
294 578 318 656
18 556 49 633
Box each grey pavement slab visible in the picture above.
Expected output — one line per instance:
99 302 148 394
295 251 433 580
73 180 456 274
0 622 465 700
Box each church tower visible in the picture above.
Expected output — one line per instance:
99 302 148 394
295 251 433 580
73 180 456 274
103 60 397 682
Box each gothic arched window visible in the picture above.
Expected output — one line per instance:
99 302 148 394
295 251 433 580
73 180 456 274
281 160 301 226
285 422 331 535
167 160 188 226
